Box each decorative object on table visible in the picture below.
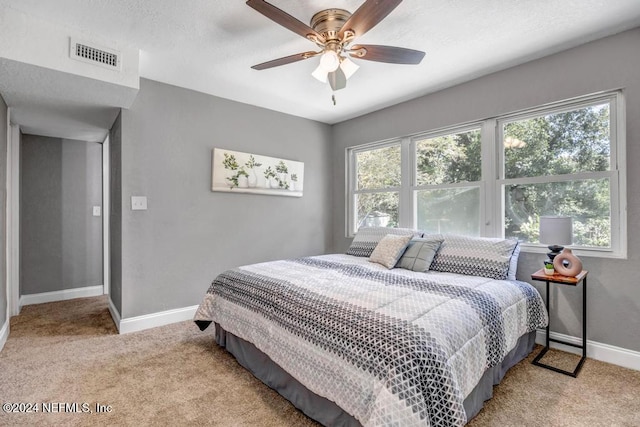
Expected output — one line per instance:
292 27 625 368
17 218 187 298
539 216 573 262
553 247 583 277
538 215 582 277
212 148 303 197
543 260 555 275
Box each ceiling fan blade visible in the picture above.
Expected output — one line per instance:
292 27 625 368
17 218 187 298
338 0 402 39
328 68 347 91
247 0 325 43
349 44 425 64
251 51 319 70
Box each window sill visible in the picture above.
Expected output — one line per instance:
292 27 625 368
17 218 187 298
520 244 627 260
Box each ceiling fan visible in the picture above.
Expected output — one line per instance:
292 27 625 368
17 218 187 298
247 0 426 91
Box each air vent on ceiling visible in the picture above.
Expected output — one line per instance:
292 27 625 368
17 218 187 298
69 38 121 71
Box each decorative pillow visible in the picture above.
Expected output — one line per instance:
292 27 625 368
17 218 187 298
369 234 413 269
507 241 521 280
396 236 444 272
429 235 519 280
346 226 421 257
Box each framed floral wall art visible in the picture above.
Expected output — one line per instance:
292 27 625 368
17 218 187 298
211 148 304 197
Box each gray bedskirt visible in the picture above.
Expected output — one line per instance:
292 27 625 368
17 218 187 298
215 324 536 426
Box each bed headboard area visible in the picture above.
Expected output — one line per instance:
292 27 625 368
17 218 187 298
347 226 521 280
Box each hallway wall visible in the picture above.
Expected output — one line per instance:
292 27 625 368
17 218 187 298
20 135 102 295
0 95 7 329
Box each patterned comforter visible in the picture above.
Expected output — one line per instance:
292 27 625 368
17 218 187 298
194 254 547 426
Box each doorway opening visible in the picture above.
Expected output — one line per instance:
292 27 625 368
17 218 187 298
6 121 110 316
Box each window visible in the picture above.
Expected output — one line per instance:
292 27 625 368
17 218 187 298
500 99 616 249
414 127 482 235
346 91 626 257
350 143 401 230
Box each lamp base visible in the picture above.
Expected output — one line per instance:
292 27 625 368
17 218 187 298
546 245 564 261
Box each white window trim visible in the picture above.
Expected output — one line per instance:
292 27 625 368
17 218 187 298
345 90 627 259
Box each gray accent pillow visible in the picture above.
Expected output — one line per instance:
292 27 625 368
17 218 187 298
429 234 519 280
346 226 422 257
396 236 444 272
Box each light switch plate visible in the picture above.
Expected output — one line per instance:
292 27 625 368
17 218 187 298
93 206 101 216
131 196 147 210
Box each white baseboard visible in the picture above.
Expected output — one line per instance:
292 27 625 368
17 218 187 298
108 298 122 333
536 329 640 371
19 285 104 308
0 317 9 352
118 305 199 334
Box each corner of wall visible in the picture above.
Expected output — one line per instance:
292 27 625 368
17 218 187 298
108 296 121 333
0 316 9 351
1 92 9 351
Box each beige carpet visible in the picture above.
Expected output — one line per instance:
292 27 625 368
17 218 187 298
0 297 638 426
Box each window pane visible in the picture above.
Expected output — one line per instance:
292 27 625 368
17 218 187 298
416 187 480 235
504 103 610 179
356 145 401 190
416 129 481 186
505 179 610 248
356 192 399 230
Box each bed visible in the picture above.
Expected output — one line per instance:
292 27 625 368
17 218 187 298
194 229 548 426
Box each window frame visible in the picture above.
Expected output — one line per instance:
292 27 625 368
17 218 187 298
496 92 626 258
345 90 626 259
346 139 404 236
410 123 485 234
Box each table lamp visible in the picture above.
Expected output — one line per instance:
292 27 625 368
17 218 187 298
539 216 572 261
539 216 582 276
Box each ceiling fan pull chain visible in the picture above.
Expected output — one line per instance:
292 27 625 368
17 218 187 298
332 94 337 106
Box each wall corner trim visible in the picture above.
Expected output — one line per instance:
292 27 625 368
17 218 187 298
117 305 199 334
0 319 9 352
536 329 640 371
108 298 121 333
19 286 104 308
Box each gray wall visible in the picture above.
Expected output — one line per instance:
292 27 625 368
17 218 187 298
0 95 7 326
331 28 640 352
109 112 122 315
117 78 332 318
20 135 102 295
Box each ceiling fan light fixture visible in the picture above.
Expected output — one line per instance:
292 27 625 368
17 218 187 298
312 64 329 83
319 50 340 72
340 57 359 80
247 1 426 90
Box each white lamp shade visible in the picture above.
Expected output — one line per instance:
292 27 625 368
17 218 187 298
539 216 573 246
319 51 340 72
311 65 328 83
340 57 359 80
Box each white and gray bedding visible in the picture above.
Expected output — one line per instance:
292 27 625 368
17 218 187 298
195 253 547 426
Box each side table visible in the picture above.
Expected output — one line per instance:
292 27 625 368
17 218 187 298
531 269 588 377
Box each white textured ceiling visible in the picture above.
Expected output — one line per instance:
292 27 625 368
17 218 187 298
2 0 640 130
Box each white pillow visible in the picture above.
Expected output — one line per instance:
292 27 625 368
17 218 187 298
369 234 413 269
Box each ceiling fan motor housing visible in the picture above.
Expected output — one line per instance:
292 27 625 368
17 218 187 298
310 9 351 42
